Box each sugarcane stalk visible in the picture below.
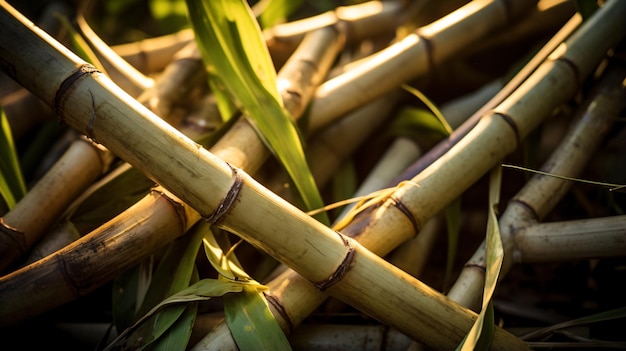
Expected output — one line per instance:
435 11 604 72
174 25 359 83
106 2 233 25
0 21 343 324
336 137 421 220
514 215 626 262
263 0 405 68
460 0 576 66
137 40 206 122
288 323 413 351
1 2 75 140
307 0 538 132
0 137 114 272
75 0 154 97
264 90 402 204
447 58 626 310
0 3 529 349
0 11 192 271
135 0 407 125
0 6 342 273
112 28 195 75
1 87 57 140
389 10 583 186
192 57 508 351
195 1 626 348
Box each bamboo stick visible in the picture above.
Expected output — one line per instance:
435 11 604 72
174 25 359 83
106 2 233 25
447 59 626 310
307 0 538 132
0 3 528 350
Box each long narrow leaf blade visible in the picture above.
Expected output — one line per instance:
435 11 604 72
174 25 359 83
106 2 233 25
459 165 503 351
185 0 329 224
105 279 243 351
0 106 26 210
225 285 292 351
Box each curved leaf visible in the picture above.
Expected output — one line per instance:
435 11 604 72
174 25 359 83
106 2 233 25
0 106 26 210
185 0 328 224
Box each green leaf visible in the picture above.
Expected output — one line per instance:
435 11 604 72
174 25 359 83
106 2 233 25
521 306 626 341
137 223 206 316
402 84 452 135
443 196 461 292
112 264 146 334
186 0 329 224
575 0 599 21
330 161 358 220
388 107 450 149
225 285 292 351
458 165 502 351
17 120 65 183
110 222 205 350
150 302 198 351
0 106 26 211
254 0 305 28
55 12 107 73
105 279 242 351
203 224 251 281
149 0 189 34
66 162 155 235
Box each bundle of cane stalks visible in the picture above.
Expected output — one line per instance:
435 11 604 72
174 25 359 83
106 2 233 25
0 0 625 350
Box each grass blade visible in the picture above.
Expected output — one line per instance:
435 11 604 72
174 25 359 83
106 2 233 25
202 222 291 350
458 165 503 350
104 279 242 351
55 12 106 73
186 0 328 224
0 106 26 210
224 285 292 351
150 303 198 351
521 306 626 341
254 0 304 29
